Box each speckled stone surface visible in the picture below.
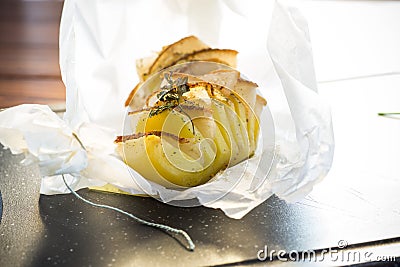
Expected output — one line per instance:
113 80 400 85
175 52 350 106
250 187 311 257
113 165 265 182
0 183 2 224
0 147 44 267
1 146 400 267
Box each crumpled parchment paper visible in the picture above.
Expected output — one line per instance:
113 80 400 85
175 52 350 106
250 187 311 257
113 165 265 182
0 0 334 219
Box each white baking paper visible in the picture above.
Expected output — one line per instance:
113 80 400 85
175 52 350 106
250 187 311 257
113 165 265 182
0 0 334 219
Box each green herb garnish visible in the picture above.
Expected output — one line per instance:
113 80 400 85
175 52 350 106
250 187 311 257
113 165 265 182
149 72 195 134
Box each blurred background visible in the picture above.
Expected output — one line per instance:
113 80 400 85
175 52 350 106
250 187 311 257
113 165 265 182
1 0 400 109
0 0 65 108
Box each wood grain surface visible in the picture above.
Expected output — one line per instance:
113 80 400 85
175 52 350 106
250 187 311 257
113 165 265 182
0 1 65 108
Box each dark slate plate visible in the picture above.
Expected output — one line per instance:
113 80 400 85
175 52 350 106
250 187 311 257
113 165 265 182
1 146 400 267
0 188 2 224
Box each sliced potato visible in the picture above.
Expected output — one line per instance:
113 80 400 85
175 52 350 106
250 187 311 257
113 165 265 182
125 81 143 107
129 109 196 138
128 105 219 169
116 134 174 188
176 49 238 68
210 99 238 161
120 36 269 188
116 130 230 187
116 134 201 187
193 81 253 165
118 81 261 187
234 78 258 111
125 36 239 107
136 55 157 82
255 94 267 120
200 69 240 90
146 36 209 80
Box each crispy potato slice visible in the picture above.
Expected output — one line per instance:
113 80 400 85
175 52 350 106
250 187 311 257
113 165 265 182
255 94 267 120
176 49 238 68
234 78 258 110
125 36 239 107
125 81 143 107
146 36 209 80
136 55 157 82
200 69 240 90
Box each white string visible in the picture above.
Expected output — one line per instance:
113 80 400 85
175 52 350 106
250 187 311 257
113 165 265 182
61 174 195 251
